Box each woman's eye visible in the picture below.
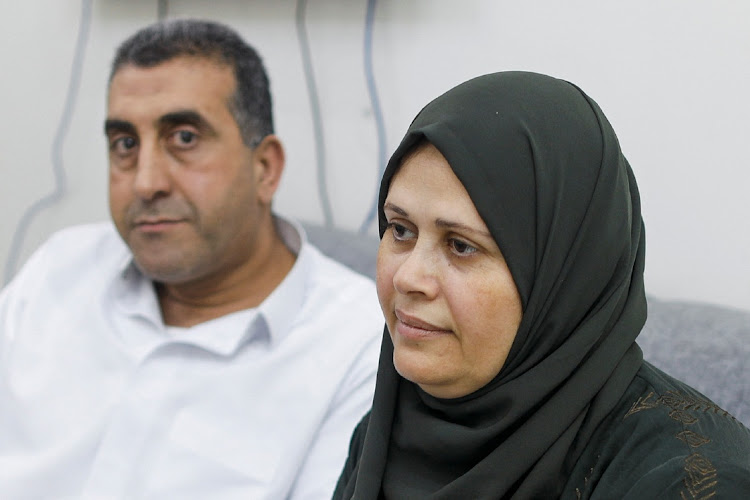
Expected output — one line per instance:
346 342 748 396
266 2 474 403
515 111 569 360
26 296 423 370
450 238 478 256
389 222 415 241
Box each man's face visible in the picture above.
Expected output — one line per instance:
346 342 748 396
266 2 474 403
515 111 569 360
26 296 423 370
106 56 265 286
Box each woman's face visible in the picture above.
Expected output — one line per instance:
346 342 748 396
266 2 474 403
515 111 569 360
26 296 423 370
377 143 523 399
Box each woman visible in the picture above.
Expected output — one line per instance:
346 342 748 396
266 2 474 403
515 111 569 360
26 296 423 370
334 72 750 499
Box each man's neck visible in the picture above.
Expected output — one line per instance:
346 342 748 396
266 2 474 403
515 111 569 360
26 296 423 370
156 227 296 328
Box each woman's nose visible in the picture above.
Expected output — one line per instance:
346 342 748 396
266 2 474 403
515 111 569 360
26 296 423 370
392 243 440 299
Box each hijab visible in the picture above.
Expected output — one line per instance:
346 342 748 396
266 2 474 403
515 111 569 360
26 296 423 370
338 71 647 499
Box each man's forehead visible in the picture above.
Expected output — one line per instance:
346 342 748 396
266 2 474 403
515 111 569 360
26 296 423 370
106 56 235 121
111 54 232 79
108 56 235 99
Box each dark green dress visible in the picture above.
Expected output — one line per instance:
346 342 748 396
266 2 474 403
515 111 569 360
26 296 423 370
563 362 750 498
336 362 750 498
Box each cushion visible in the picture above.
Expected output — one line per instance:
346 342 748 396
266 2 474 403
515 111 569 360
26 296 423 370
639 297 750 426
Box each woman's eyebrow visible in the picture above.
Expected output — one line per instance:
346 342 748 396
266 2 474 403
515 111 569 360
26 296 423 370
385 201 491 238
435 218 492 238
383 202 408 217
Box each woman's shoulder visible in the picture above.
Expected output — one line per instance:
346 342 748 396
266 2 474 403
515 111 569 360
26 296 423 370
626 361 746 426
567 362 750 499
332 411 371 500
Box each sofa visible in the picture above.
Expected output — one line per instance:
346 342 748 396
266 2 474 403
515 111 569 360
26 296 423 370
302 222 750 427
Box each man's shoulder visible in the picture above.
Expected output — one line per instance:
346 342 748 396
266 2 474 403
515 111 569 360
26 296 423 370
289 242 382 344
12 222 127 284
301 243 381 315
304 242 376 291
47 221 118 242
40 222 123 259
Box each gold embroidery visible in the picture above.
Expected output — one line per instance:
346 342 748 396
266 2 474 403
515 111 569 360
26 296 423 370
669 409 698 425
680 453 718 499
680 490 716 500
676 430 711 448
624 391 659 418
659 391 698 409
619 389 728 498
573 460 598 498
583 467 593 486
658 391 732 417
624 390 735 420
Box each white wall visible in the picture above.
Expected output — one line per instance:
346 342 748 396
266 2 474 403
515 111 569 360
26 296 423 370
1 0 748 311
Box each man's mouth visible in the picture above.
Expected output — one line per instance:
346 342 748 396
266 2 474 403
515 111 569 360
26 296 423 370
133 218 186 232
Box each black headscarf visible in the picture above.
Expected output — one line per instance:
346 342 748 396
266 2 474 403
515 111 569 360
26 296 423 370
338 71 647 499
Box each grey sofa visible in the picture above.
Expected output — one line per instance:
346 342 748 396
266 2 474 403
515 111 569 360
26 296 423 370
302 222 750 427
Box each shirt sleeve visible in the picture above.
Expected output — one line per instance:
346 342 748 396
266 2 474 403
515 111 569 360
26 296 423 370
286 331 380 500
0 237 51 363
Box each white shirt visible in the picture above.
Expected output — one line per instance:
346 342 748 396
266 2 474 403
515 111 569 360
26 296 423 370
0 218 383 499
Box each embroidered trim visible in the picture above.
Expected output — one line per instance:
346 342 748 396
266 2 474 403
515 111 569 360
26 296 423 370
624 390 734 421
676 430 710 449
680 453 718 499
658 391 733 418
669 409 699 425
575 387 730 498
574 463 597 500
622 389 722 498
624 391 659 418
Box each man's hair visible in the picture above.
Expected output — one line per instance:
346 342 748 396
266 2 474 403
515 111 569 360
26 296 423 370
110 19 273 148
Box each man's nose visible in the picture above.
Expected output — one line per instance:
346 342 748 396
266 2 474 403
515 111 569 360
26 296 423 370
133 143 171 201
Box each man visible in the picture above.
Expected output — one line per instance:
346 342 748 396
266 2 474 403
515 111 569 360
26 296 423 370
0 19 382 499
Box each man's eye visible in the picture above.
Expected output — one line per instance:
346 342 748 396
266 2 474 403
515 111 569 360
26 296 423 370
111 136 137 153
450 238 477 256
175 130 197 145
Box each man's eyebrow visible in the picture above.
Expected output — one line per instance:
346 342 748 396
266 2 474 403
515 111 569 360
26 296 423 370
104 119 135 136
159 110 216 135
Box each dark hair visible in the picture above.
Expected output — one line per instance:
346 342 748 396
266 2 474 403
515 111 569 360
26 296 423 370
110 19 273 147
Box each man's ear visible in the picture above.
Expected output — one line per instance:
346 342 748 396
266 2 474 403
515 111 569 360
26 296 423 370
252 134 285 204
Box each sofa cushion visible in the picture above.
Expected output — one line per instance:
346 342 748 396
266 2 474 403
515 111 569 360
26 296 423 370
638 297 750 426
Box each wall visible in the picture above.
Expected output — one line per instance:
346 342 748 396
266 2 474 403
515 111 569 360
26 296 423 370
1 0 748 311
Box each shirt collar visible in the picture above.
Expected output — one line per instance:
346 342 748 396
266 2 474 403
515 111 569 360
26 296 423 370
113 257 162 330
111 214 311 355
254 216 310 346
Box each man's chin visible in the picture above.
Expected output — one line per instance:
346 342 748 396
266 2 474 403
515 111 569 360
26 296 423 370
132 254 197 285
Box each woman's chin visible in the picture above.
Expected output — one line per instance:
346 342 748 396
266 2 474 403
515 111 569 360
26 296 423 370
392 351 469 398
